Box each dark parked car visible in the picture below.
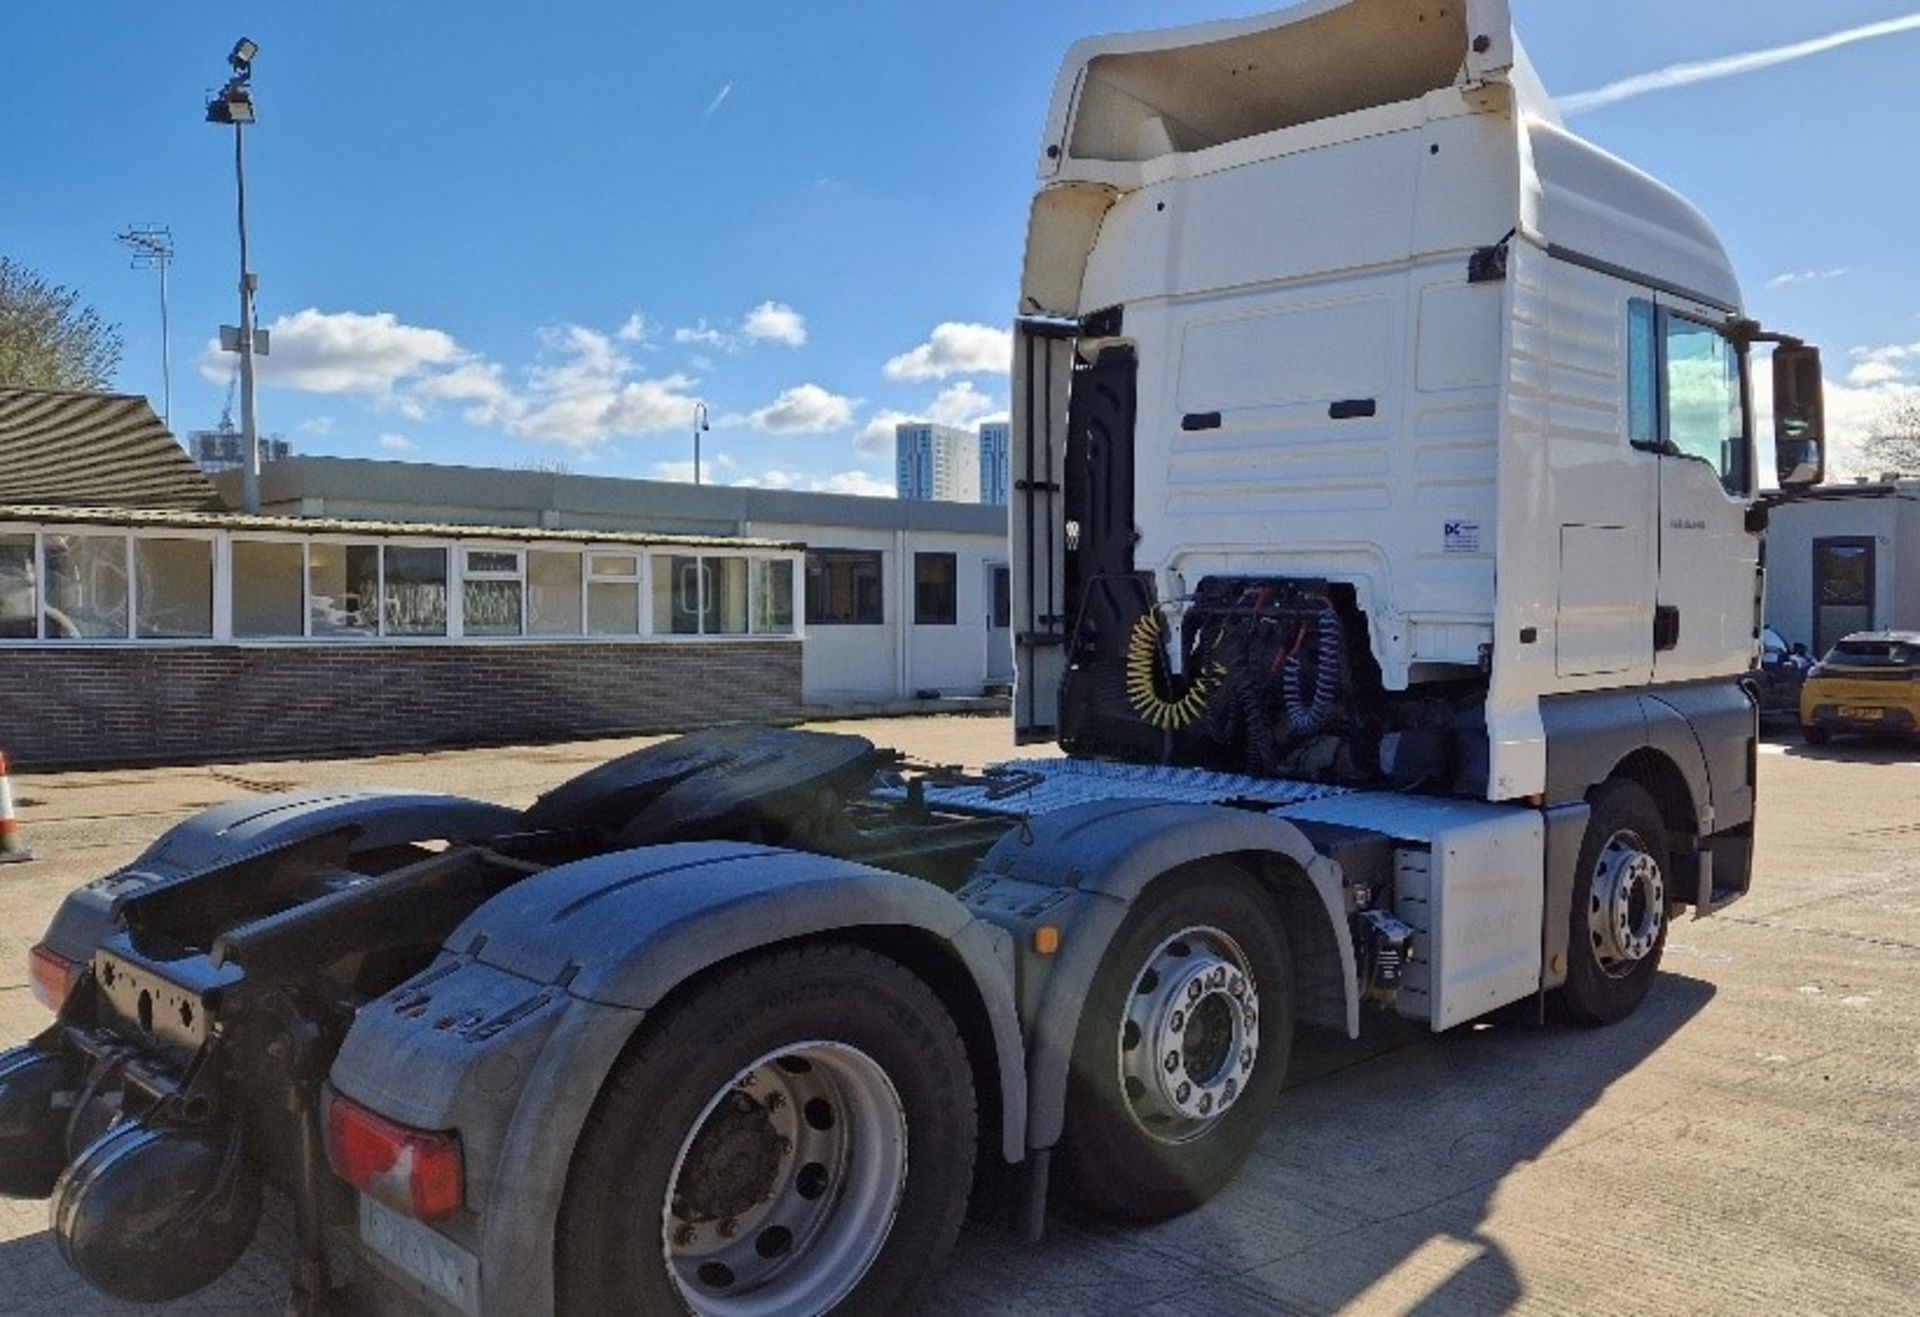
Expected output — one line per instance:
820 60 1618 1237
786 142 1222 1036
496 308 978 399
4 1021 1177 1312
1746 625 1814 715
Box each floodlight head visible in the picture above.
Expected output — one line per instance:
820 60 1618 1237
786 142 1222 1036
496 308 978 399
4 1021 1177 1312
207 86 256 124
229 38 258 72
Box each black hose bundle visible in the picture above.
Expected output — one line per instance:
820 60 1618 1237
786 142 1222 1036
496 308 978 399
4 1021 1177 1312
1282 603 1342 736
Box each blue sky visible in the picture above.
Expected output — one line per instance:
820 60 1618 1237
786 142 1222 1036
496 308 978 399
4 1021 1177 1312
6 1 1919 490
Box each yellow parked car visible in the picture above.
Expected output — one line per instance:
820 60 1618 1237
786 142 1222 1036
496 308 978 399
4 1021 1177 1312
1799 631 1920 745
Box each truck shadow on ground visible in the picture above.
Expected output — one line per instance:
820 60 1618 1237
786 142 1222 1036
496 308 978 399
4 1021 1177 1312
936 973 1717 1316
0 977 1714 1315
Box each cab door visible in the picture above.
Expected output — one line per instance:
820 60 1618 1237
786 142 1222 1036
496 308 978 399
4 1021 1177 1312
1648 299 1760 684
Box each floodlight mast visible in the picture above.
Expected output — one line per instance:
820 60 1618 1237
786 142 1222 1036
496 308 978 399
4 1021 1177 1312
207 38 263 512
693 401 711 485
114 225 175 430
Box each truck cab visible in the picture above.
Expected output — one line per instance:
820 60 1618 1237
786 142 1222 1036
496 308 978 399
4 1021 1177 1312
1010 0 1825 915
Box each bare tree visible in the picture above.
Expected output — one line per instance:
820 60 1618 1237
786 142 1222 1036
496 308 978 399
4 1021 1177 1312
0 257 123 391
1861 394 1920 476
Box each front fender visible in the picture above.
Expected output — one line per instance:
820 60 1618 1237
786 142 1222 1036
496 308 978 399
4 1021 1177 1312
331 841 1027 1317
967 799 1356 1153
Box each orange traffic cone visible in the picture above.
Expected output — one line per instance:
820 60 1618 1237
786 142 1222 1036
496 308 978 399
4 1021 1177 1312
0 752 33 864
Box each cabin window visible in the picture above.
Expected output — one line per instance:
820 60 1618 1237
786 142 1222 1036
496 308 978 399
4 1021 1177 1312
1664 316 1748 496
806 549 884 625
0 534 36 639
1625 299 1750 497
914 553 958 625
134 538 214 639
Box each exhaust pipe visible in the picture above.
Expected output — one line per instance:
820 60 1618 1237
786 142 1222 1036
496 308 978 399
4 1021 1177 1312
0 1046 75 1198
52 1118 263 1304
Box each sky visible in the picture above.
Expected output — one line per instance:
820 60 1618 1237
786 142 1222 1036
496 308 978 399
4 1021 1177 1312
6 1 1920 491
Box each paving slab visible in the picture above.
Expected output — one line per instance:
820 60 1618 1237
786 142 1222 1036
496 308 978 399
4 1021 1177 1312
0 718 1913 1313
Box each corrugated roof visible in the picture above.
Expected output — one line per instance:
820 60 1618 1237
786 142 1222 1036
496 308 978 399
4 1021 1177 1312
0 389 223 511
0 503 799 550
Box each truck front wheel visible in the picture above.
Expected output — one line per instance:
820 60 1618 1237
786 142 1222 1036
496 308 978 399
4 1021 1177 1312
556 943 976 1316
1557 779 1671 1026
1058 867 1294 1223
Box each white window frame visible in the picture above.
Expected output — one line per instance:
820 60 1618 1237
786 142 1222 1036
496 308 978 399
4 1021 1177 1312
0 521 803 649
457 543 528 639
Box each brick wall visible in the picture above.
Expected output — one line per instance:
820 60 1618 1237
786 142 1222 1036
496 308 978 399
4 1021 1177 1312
0 641 803 770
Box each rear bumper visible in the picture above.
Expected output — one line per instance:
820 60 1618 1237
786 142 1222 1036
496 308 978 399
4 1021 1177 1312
1800 702 1919 734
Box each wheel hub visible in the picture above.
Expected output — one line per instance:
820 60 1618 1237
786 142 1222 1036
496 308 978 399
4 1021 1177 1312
1589 832 1665 975
1118 927 1258 1144
674 1092 781 1223
663 1042 907 1317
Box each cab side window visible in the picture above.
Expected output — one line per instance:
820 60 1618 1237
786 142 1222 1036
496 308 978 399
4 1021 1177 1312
1625 298 1751 497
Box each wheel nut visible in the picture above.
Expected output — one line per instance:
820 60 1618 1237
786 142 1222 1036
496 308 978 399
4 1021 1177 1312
1170 1010 1185 1032
1176 1081 1192 1103
1224 1078 1238 1102
1241 1046 1254 1070
1187 980 1202 1002
1164 1051 1180 1073
1199 1092 1214 1114
1229 975 1244 997
719 1218 739 1239
675 1225 697 1247
1209 967 1226 987
766 1092 787 1112
775 1136 793 1157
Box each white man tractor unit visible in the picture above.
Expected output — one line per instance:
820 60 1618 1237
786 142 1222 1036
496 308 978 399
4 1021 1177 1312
0 3 1827 1313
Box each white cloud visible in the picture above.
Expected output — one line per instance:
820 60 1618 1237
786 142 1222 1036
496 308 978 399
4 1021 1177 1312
615 313 652 343
1560 14 1920 116
927 380 1001 428
298 415 334 436
734 469 802 490
741 301 808 348
1766 268 1849 290
377 433 417 452
884 322 1013 381
1847 359 1907 388
673 321 735 351
413 360 516 425
855 407 919 456
200 308 465 396
733 468 896 497
742 383 857 435
812 471 895 498
704 82 733 116
501 324 705 451
652 453 736 484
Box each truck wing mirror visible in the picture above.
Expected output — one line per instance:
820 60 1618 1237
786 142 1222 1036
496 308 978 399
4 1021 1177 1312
1772 344 1826 490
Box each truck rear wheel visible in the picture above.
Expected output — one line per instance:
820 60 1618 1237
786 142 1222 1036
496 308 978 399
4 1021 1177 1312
1057 867 1293 1223
1557 779 1670 1026
556 943 975 1316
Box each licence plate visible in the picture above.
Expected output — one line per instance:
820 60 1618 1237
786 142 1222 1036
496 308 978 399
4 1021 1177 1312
358 1195 479 1312
1837 706 1884 721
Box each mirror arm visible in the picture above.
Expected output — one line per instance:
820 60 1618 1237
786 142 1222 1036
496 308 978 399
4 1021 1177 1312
1728 317 1804 349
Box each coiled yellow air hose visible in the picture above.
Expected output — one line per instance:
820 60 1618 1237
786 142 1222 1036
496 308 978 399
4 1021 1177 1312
1124 610 1221 731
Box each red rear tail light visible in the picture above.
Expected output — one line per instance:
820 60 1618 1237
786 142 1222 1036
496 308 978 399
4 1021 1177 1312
324 1091 463 1221
28 943 82 1015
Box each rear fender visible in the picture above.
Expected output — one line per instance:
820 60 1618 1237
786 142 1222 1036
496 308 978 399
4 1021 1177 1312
41 791 522 962
329 841 1027 1317
963 799 1357 1152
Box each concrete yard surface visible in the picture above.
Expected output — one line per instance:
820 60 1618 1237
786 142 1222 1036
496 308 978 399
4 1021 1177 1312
0 716 1914 1313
